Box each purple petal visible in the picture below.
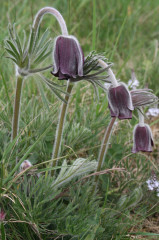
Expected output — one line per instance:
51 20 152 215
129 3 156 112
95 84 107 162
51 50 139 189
108 84 133 120
132 124 154 153
52 35 84 80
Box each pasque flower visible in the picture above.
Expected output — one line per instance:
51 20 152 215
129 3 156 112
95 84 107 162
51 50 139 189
132 123 154 153
105 64 134 120
107 68 158 120
132 108 154 153
108 83 134 119
52 35 84 80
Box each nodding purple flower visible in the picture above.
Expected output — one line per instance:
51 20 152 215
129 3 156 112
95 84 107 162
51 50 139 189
132 124 154 153
51 35 84 80
108 83 134 120
0 209 6 221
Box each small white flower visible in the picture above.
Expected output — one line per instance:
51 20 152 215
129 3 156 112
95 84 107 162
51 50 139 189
156 188 159 197
146 177 159 191
146 108 159 117
154 181 159 188
146 179 154 191
128 69 139 90
128 79 139 89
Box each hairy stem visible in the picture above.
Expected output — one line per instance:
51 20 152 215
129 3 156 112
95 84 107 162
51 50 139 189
92 59 118 192
98 59 118 87
32 7 69 175
30 7 68 56
92 117 116 193
12 75 23 140
51 81 73 174
33 7 68 36
137 107 145 126
97 117 116 169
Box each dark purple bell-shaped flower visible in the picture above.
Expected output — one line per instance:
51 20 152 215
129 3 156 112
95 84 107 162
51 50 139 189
108 83 134 120
132 124 154 153
51 35 84 80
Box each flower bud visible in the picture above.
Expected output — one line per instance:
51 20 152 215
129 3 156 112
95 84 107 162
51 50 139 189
20 160 32 171
108 83 134 119
52 35 84 80
131 89 158 108
0 209 6 221
132 124 154 153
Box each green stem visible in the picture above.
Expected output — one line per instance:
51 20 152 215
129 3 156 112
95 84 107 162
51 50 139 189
92 117 116 193
12 75 23 141
51 81 73 174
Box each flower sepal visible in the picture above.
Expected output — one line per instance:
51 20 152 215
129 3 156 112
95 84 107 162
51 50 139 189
52 35 84 80
132 123 154 153
108 82 134 120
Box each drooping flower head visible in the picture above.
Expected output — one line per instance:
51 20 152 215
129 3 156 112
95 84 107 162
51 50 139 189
106 67 158 120
108 83 134 120
52 35 84 80
132 123 154 153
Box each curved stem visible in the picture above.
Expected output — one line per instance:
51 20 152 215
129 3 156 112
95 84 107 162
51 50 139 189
33 7 68 36
51 81 73 174
98 59 118 87
30 7 68 57
92 117 116 193
12 75 23 140
137 107 145 126
32 7 69 175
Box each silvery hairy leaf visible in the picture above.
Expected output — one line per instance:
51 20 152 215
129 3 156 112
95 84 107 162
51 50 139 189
52 158 97 188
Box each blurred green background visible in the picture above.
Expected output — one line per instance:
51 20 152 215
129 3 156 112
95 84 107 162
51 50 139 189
1 0 159 91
